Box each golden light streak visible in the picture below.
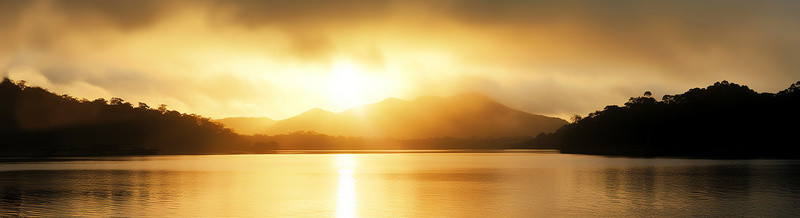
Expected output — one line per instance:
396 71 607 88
335 154 357 218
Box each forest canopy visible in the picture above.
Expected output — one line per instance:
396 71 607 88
0 78 249 156
529 81 800 158
0 78 532 156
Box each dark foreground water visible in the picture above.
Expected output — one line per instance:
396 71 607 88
1 151 799 217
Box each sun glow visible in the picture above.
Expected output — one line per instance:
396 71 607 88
327 59 373 110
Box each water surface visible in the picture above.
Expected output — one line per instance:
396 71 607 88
2 152 799 216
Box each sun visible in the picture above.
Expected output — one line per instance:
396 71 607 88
327 59 372 109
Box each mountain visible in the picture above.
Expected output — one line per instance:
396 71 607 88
1 77 547 155
261 93 568 138
214 117 276 135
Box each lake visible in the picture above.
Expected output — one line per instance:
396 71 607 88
2 151 799 216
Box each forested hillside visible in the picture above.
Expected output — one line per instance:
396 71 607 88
530 81 800 158
0 78 249 156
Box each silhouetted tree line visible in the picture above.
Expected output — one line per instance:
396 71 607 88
0 78 532 156
529 81 800 158
0 78 254 156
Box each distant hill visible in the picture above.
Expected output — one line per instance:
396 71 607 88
260 93 568 138
214 117 275 135
0 77 565 156
529 81 800 158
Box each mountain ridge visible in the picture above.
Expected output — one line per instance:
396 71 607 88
236 94 567 138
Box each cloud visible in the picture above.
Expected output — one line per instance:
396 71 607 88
206 0 393 26
1 0 800 120
49 0 169 29
439 0 800 81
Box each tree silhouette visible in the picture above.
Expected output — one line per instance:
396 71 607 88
158 104 168 114
0 78 250 156
0 77 537 156
570 115 582 123
529 80 800 158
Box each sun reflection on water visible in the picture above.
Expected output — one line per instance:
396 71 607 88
335 154 357 218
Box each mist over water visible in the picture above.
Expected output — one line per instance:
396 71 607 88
2 153 800 217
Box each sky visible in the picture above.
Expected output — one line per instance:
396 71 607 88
1 0 799 120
